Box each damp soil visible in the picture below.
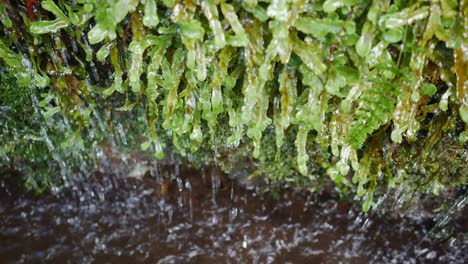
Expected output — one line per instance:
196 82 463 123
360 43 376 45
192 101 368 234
0 164 466 263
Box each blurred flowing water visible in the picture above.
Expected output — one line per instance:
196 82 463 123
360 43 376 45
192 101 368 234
0 162 467 263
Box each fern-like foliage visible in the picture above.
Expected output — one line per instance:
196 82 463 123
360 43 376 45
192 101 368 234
347 80 396 149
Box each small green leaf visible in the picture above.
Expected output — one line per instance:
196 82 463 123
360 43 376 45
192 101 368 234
242 3 269 22
119 101 137 111
44 107 60 119
380 6 429 29
179 21 205 40
201 0 226 49
30 19 70 34
460 131 468 143
87 24 109 44
460 104 468 124
102 87 115 98
96 42 114 61
41 0 69 20
143 0 159 28
292 36 326 75
382 28 404 43
267 0 289 21
362 199 372 212
421 83 437 96
411 91 420 102
0 5 13 27
141 141 152 151
323 0 359 13
295 17 342 38
356 23 374 57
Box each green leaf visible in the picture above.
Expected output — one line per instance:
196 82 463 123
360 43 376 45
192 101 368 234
356 22 374 57
143 0 159 28
0 5 13 27
141 141 152 151
87 0 139 44
267 0 289 21
44 107 60 119
30 19 70 34
295 127 309 175
323 0 359 13
295 17 342 39
382 28 404 43
460 104 468 124
201 0 226 49
119 101 137 111
380 6 429 29
292 36 327 75
30 0 71 34
242 3 269 22
347 81 395 149
421 83 437 96
87 24 109 44
96 42 114 61
0 40 31 86
221 3 248 47
66 3 93 26
41 0 69 20
362 197 372 212
460 131 468 143
102 86 116 98
179 20 205 40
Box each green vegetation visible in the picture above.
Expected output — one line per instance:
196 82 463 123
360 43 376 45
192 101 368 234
0 0 467 210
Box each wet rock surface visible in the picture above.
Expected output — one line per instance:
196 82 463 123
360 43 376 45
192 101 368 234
0 164 466 263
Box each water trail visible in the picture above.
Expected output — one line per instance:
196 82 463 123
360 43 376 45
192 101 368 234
150 161 160 180
115 122 127 146
201 166 207 185
433 193 467 231
93 107 107 134
174 160 180 178
55 35 71 74
176 177 184 208
228 181 238 222
229 206 238 223
211 167 220 206
40 127 55 152
167 204 174 225
415 191 468 251
96 146 110 171
70 36 79 54
392 183 414 215
80 32 100 82
185 179 193 222
230 181 235 201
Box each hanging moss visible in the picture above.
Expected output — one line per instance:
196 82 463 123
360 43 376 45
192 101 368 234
0 0 467 211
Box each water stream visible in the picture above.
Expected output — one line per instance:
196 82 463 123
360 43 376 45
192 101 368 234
1 163 466 263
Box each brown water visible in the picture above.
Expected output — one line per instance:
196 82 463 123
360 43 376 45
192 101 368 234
1 164 466 263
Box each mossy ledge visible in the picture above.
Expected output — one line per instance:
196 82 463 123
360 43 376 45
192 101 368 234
0 0 467 211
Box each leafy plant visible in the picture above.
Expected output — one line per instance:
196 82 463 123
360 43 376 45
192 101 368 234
0 0 466 211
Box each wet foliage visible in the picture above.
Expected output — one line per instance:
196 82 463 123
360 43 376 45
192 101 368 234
0 0 467 211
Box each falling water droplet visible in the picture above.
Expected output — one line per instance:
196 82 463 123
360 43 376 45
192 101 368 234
211 169 220 206
185 180 193 221
116 122 127 146
177 177 184 208
242 235 248 249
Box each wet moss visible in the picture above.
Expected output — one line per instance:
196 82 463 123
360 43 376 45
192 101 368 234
0 0 466 211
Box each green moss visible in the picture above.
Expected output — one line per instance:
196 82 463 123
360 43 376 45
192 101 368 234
0 0 466 210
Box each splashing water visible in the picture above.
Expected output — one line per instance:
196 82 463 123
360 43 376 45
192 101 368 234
1 163 466 263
